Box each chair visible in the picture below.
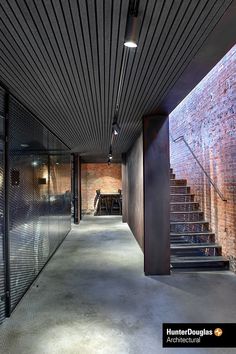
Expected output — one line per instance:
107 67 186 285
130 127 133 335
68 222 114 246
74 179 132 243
118 189 122 214
99 194 109 215
111 190 122 215
94 190 101 215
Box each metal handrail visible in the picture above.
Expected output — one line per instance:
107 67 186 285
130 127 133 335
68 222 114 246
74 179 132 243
171 135 227 202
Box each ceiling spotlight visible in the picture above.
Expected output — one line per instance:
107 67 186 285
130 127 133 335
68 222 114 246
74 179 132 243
112 122 121 135
108 146 113 159
124 41 137 48
32 161 38 166
124 11 139 48
21 143 29 148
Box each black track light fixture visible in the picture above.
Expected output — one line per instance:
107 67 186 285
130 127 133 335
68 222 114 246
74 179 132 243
112 121 121 136
124 0 140 48
107 0 139 164
108 147 112 159
107 146 113 165
124 15 138 48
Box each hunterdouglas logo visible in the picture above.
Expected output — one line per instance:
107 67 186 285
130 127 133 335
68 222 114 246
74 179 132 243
166 328 213 336
163 323 236 348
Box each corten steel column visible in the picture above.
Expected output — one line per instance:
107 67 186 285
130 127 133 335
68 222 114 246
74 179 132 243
73 153 81 224
143 115 170 275
121 153 128 223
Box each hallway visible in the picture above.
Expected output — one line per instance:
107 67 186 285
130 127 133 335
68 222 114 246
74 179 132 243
0 216 236 354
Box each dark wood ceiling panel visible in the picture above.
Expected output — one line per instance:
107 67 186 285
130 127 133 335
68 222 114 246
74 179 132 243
0 0 235 161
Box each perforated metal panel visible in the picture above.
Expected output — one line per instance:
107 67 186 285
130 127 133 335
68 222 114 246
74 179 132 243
8 96 71 312
49 154 71 254
0 87 5 323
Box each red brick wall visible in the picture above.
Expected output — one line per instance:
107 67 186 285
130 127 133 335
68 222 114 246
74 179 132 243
81 163 122 214
169 44 236 272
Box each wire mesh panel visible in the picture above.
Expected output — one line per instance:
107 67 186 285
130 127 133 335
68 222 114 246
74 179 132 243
0 87 5 323
48 135 60 255
48 134 71 255
8 98 36 310
32 118 50 274
8 96 71 312
51 154 71 243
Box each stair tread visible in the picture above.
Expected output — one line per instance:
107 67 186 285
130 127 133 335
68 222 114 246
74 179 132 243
171 256 228 262
170 169 227 271
171 185 189 187
170 220 208 224
170 202 198 204
171 243 220 249
170 179 186 181
170 194 194 196
170 211 202 214
170 231 214 236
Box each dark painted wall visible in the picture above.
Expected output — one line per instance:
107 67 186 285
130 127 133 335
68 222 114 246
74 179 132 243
122 154 128 223
124 133 144 251
143 115 170 275
123 116 170 275
72 153 81 224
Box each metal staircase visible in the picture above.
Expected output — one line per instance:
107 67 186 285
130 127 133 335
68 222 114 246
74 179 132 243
170 168 229 270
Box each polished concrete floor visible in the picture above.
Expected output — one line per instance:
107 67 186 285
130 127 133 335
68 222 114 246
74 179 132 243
0 216 236 354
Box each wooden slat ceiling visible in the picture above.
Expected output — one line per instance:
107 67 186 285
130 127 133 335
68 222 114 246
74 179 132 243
0 0 235 161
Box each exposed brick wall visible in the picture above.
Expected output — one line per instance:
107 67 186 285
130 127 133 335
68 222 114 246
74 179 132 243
81 163 122 214
50 163 71 195
170 44 236 272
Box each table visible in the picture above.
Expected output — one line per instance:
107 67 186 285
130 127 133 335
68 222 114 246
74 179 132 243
95 193 122 215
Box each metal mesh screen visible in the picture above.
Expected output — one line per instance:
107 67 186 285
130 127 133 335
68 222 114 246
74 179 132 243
0 87 5 323
8 96 71 312
49 154 71 246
